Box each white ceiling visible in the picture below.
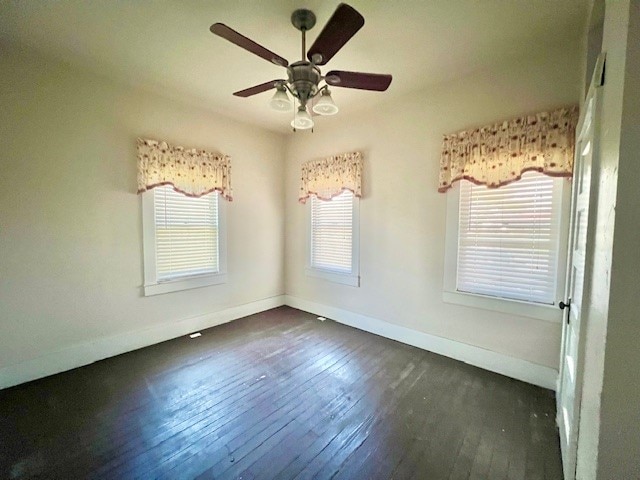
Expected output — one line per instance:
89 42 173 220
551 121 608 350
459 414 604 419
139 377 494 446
0 0 589 133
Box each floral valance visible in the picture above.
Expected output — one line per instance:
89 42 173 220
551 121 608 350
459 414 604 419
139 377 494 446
299 151 363 203
137 138 232 200
438 106 579 192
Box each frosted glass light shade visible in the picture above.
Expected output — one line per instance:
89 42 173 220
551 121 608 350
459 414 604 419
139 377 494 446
269 88 292 112
291 106 314 130
312 90 339 115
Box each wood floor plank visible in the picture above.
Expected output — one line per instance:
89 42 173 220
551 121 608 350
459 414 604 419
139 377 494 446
56 322 347 478
316 349 429 480
387 356 464 479
0 306 563 480
200 338 400 478
243 345 401 480
28 316 326 477
263 348 411 479
103 333 369 478
159 336 386 479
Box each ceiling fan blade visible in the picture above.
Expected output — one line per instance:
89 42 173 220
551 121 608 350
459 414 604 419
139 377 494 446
233 80 285 97
324 70 392 91
210 23 289 67
306 4 364 66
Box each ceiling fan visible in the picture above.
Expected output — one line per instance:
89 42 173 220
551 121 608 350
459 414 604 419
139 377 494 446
210 3 392 131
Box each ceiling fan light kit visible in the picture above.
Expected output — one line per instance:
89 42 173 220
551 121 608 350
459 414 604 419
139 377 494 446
312 88 339 116
210 3 392 132
291 105 314 130
269 85 292 112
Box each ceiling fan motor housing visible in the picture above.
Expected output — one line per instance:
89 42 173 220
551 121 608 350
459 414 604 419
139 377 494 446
288 61 321 104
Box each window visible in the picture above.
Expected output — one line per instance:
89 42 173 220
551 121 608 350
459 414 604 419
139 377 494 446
444 172 569 321
142 185 226 296
306 190 359 286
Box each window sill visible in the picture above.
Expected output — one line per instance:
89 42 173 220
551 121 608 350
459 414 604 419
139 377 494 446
442 290 561 323
305 267 360 287
144 273 227 296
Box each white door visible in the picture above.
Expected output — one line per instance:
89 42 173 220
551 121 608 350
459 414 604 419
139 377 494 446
557 55 605 480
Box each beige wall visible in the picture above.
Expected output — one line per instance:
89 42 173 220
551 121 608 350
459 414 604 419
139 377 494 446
0 45 285 380
285 45 582 369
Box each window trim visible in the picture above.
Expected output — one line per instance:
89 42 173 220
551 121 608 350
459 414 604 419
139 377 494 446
443 177 571 323
141 188 227 296
305 192 360 287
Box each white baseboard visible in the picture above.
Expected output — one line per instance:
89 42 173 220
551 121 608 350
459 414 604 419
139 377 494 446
0 295 285 390
284 295 558 390
1 295 558 391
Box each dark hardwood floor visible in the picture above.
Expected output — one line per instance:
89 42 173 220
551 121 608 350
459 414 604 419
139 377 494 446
0 306 562 479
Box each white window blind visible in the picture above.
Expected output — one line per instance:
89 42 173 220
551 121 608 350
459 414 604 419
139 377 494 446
311 190 354 273
154 185 219 281
457 172 563 304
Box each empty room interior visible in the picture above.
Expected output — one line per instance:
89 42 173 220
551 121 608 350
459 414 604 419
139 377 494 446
1 1 639 479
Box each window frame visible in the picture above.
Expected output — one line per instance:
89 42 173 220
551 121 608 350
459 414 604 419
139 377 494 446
141 187 227 296
443 175 571 323
305 191 360 287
